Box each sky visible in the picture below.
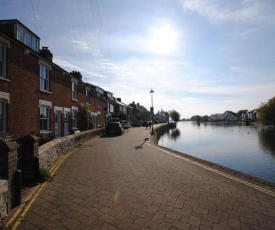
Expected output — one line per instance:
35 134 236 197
1 0 275 118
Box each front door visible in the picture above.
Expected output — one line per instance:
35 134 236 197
64 112 70 136
55 111 61 138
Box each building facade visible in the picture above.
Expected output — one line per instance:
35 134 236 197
0 19 114 140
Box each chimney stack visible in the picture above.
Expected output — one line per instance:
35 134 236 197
40 47 53 62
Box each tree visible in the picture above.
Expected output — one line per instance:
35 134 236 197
78 103 93 131
258 97 275 125
203 115 209 122
118 112 127 120
224 110 236 116
169 110 180 122
190 115 199 121
161 109 170 121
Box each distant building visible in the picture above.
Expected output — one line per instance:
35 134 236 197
129 102 150 121
107 97 134 122
209 113 238 121
154 111 167 123
241 109 257 121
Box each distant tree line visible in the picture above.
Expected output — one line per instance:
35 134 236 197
190 110 248 122
189 96 275 126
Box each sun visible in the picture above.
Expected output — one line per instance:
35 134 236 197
147 23 179 56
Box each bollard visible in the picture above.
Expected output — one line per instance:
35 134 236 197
34 156 40 183
14 170 22 207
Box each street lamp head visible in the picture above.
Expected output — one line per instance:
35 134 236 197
150 88 154 96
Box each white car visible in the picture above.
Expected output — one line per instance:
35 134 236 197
120 120 132 129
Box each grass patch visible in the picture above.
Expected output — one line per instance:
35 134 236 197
38 167 52 183
151 129 157 136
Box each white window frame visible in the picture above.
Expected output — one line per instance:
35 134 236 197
97 111 101 127
0 37 9 79
72 109 78 129
72 79 78 101
86 87 90 104
17 24 38 52
0 100 7 132
0 43 6 78
97 93 100 108
40 105 50 131
39 63 50 92
109 104 114 113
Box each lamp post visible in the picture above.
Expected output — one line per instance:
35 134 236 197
150 88 154 132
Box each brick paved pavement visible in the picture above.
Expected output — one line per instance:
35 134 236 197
2 126 275 229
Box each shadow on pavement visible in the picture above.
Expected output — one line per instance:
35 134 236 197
135 137 149 150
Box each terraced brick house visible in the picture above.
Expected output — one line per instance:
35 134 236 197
0 19 110 140
129 101 150 121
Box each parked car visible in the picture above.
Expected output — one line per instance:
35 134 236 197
108 118 120 123
106 122 124 135
120 120 132 129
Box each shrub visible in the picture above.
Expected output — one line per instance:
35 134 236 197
38 167 52 183
39 133 54 146
151 129 157 135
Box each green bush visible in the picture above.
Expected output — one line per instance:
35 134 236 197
39 133 54 146
151 129 157 135
38 167 52 183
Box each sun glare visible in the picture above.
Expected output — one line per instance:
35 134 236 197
148 23 179 56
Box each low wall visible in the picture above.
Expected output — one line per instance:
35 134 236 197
0 180 8 221
39 128 105 168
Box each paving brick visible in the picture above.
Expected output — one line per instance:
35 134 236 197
3 126 275 230
146 205 158 215
172 220 190 229
62 218 81 230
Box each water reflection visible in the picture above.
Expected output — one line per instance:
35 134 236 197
158 121 275 183
171 129 180 140
157 124 181 142
259 128 275 158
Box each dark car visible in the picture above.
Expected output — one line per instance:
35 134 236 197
106 122 124 135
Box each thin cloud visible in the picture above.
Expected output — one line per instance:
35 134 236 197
54 57 107 79
178 0 270 24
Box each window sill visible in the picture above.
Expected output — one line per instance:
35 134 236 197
72 99 78 102
40 89 52 94
40 130 52 134
0 76 10 82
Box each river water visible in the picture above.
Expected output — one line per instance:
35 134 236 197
158 121 275 184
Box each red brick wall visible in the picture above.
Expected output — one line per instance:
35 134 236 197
6 39 106 139
8 44 40 139
0 80 9 92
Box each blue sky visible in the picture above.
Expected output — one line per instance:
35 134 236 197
1 0 275 118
